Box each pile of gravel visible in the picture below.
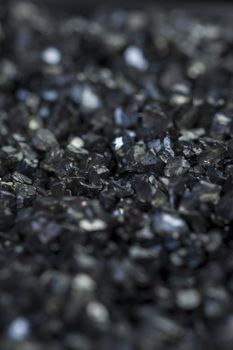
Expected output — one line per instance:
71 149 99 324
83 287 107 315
0 2 233 349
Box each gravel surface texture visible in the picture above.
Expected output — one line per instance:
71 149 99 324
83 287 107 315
0 2 233 349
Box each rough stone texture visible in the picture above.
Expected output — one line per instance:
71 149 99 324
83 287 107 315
0 2 233 349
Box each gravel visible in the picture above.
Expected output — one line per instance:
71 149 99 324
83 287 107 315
0 1 233 349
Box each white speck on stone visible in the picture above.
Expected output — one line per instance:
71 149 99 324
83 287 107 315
69 137 84 150
214 113 231 126
86 301 109 323
8 318 30 341
72 273 96 291
95 165 109 175
114 107 124 125
176 289 201 310
81 86 100 111
179 128 205 141
79 219 107 232
153 211 189 236
113 136 124 151
172 83 190 95
29 119 40 130
42 90 59 102
188 61 206 78
136 226 154 240
170 94 190 106
162 213 185 230
130 245 160 259
42 47 61 65
124 45 148 71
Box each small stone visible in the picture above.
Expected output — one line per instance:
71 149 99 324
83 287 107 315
170 94 190 106
42 47 61 65
193 181 221 203
70 85 101 112
187 61 206 78
15 183 36 207
39 221 61 244
32 129 58 152
42 90 59 102
67 137 85 151
164 156 190 177
79 219 107 232
12 171 32 185
70 137 84 149
176 289 201 310
20 215 62 244
114 107 138 128
211 112 232 138
81 86 101 112
86 302 109 323
72 274 96 292
112 136 124 151
124 45 148 71
205 232 222 252
129 245 160 259
7 318 30 341
28 119 41 130
153 211 189 236
204 287 230 319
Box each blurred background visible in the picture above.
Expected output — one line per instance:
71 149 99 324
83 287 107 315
1 0 233 16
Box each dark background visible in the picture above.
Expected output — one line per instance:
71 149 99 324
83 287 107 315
3 0 233 16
